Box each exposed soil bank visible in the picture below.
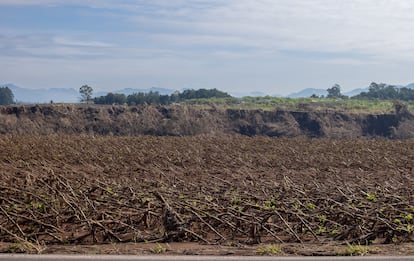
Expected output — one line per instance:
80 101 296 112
0 104 413 138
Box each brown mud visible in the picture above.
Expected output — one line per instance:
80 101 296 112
0 136 413 255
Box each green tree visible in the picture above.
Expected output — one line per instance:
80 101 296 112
94 93 127 105
0 86 14 105
352 82 413 100
79 85 93 104
178 88 231 100
327 84 343 98
123 88 233 105
399 87 414 101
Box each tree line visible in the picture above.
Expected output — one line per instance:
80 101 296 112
323 82 414 101
94 88 232 105
353 82 414 101
3 83 414 106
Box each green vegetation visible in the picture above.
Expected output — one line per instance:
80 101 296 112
3 81 414 114
183 95 414 114
341 243 369 256
150 243 167 254
0 86 14 105
94 92 126 105
365 192 377 202
90 82 414 114
354 82 414 101
327 83 347 99
256 244 282 256
94 88 231 105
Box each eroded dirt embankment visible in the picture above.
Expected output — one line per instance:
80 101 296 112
0 104 413 138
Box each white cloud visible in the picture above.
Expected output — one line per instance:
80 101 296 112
0 33 115 59
53 37 113 48
3 0 414 93
3 0 414 63
98 0 414 64
0 0 55 4
193 1 414 62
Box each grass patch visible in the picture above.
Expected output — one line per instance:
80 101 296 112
150 243 167 254
340 243 370 256
256 244 283 256
184 96 414 114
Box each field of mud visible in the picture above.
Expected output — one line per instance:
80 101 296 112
0 135 413 255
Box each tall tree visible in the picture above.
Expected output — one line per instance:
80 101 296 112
79 85 93 104
327 84 342 98
0 86 14 105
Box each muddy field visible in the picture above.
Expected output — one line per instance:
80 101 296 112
0 136 413 255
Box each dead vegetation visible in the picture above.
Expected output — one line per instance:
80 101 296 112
0 104 227 136
0 104 413 138
0 136 413 252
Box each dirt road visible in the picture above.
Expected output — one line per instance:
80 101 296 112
1 255 414 261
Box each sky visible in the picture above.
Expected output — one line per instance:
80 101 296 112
1 0 414 96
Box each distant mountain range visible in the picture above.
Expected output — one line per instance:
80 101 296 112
3 84 79 103
94 87 176 97
286 83 414 98
286 87 370 98
1 84 178 104
1 83 277 103
1 82 414 104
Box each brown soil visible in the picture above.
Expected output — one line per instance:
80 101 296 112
2 241 414 256
0 136 413 255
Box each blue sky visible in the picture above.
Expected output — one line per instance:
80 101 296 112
1 0 414 95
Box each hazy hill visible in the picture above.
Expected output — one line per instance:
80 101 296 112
1 84 79 104
286 83 414 98
2 82 414 103
287 87 370 98
405 83 414 89
1 84 177 104
230 91 270 97
343 88 369 97
287 88 327 98
94 87 176 97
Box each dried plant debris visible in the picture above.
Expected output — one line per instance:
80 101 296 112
0 136 413 247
